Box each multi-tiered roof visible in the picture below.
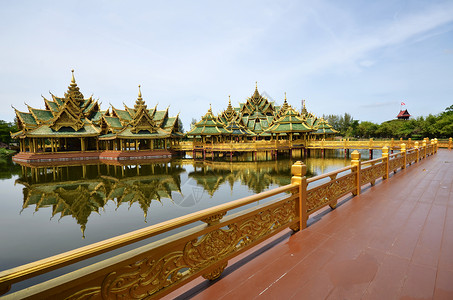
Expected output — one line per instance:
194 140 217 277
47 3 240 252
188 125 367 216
188 84 338 139
99 86 181 141
13 70 102 139
11 71 182 151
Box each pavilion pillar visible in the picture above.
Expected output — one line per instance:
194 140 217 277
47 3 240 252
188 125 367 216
135 139 138 150
81 138 85 152
96 138 99 151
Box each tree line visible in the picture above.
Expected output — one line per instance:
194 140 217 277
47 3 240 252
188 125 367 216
324 105 453 140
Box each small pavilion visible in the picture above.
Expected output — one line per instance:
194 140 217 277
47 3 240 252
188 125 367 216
98 86 181 152
186 106 231 144
397 109 411 120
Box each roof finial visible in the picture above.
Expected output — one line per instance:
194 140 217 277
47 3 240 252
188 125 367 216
228 95 231 104
284 92 287 101
71 69 75 84
138 85 142 99
255 81 258 89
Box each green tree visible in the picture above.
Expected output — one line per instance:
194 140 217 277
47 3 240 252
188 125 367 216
0 120 17 145
356 121 378 138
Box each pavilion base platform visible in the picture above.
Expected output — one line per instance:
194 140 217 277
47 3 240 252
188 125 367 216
12 151 102 164
98 150 173 161
13 150 174 165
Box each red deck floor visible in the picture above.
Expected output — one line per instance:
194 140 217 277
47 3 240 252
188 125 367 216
165 149 453 300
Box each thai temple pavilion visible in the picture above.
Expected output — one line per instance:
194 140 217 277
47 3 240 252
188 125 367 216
396 109 411 120
187 84 337 141
11 71 182 162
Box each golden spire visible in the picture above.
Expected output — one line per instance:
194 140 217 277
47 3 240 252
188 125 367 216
252 81 260 100
228 95 231 105
134 84 147 110
81 225 86 239
65 69 84 106
285 92 287 101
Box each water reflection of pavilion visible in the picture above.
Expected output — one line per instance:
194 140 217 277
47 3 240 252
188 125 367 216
188 160 314 195
17 162 185 237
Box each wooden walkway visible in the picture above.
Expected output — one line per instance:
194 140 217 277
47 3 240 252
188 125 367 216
165 149 453 299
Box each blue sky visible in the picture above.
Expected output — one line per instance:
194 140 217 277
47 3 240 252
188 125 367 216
1 0 452 129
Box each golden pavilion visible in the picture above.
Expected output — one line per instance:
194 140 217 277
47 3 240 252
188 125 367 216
187 84 337 142
11 71 183 163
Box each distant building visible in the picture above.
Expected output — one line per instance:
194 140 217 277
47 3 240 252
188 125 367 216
396 109 411 120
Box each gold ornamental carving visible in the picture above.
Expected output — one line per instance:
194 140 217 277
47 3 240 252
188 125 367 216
361 163 385 185
406 152 417 164
389 157 404 171
202 262 228 280
306 173 355 214
201 212 227 225
64 198 297 299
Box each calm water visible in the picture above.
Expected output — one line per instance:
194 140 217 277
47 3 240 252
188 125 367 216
0 149 375 291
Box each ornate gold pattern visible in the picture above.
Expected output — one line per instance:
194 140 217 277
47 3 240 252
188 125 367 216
201 212 227 225
389 156 404 171
202 262 228 280
64 198 297 299
361 163 385 185
407 151 417 164
306 173 355 213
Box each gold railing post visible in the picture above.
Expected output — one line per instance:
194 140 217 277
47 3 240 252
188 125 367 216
435 138 438 153
449 137 452 150
423 140 427 159
382 146 389 179
401 143 407 169
351 150 361 196
291 161 307 230
414 141 419 162
408 138 412 148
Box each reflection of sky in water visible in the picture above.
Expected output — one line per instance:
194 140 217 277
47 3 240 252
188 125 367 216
0 151 354 275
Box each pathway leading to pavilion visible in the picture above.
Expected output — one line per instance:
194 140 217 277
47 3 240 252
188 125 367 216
165 149 453 299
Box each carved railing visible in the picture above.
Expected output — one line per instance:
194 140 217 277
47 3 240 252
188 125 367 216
0 141 438 299
0 181 302 299
305 166 356 215
172 138 451 153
